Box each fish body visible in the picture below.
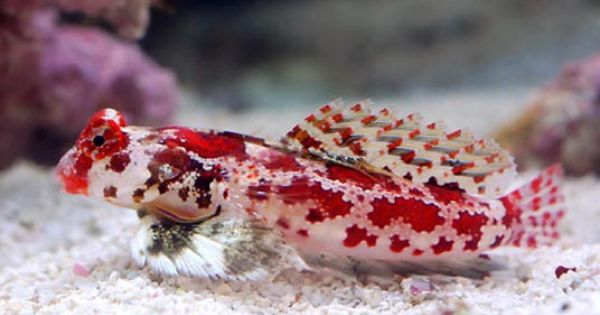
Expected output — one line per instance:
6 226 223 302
56 101 566 280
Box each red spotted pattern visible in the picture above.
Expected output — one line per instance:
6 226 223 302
56 107 567 273
389 235 410 253
343 224 378 248
109 152 131 173
58 153 93 194
452 211 488 251
324 164 377 189
277 176 353 223
425 181 465 205
431 237 454 254
368 196 445 232
247 181 272 200
164 128 248 159
262 151 303 171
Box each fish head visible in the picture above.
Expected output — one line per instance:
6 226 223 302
56 108 130 196
56 108 228 223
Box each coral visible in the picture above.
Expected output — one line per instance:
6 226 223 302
0 0 178 168
495 54 600 176
2 0 153 39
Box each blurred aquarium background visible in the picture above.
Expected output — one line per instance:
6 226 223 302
141 0 600 109
3 0 600 173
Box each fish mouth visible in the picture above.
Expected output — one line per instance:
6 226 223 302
55 148 91 195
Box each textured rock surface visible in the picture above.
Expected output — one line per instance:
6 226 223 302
0 0 178 169
496 54 600 176
2 0 154 39
1 91 599 314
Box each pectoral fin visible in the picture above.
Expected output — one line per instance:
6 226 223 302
131 211 303 281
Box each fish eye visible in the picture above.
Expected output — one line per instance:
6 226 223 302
93 135 106 147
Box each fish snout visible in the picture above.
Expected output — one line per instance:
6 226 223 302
55 148 91 195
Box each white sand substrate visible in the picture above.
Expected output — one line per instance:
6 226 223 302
1 88 599 314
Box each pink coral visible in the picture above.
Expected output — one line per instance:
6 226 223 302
0 1 178 168
2 0 153 39
39 23 178 135
496 54 600 176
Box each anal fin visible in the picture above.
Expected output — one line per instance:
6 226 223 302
300 249 507 280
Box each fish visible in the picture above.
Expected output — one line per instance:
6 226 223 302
55 100 566 280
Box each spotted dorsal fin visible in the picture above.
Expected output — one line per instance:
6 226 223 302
282 99 517 196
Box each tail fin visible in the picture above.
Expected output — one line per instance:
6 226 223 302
500 165 566 248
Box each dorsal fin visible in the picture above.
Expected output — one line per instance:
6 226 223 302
283 99 517 196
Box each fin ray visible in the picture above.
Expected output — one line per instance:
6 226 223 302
500 165 566 247
299 249 506 280
131 211 303 280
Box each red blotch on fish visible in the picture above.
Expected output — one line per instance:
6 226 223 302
262 152 303 171
109 152 131 172
325 164 376 189
425 180 465 205
409 188 425 197
288 126 323 150
337 127 353 141
343 224 378 248
297 229 309 237
368 196 445 231
389 235 410 253
452 211 488 251
387 139 403 151
401 151 416 163
361 115 377 125
165 128 248 159
447 130 461 140
490 235 504 248
500 196 522 228
276 217 290 229
305 208 325 223
331 113 344 123
247 181 272 201
452 162 475 175
351 104 362 112
349 142 365 155
320 104 332 113
478 253 491 260
526 235 537 248
531 197 542 211
531 176 543 193
431 237 454 254
277 177 352 223
59 153 93 194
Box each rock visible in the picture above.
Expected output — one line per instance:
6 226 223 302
495 54 600 176
0 1 178 170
